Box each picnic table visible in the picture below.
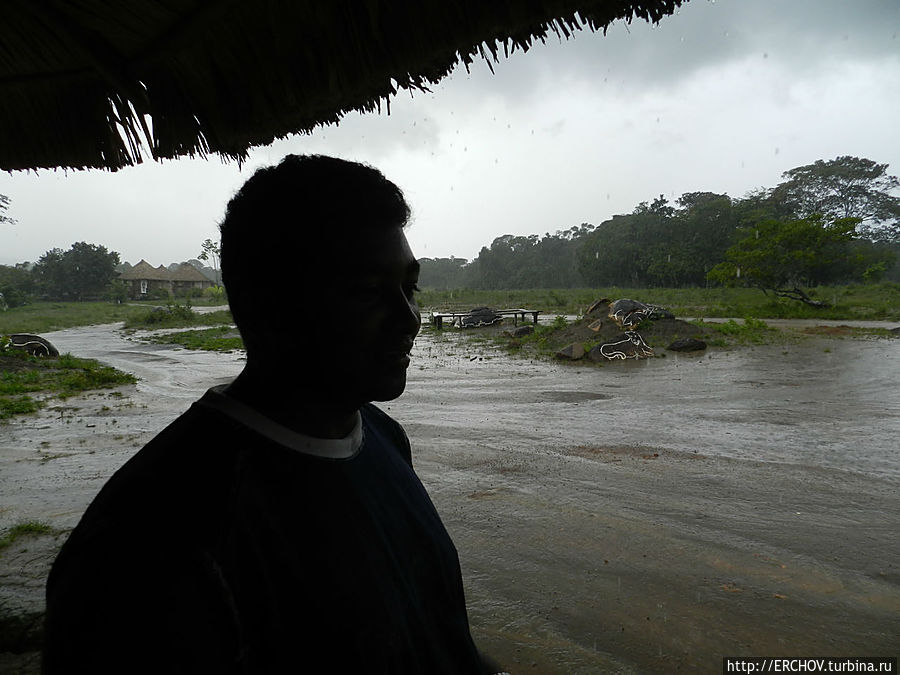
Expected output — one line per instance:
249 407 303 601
429 308 541 330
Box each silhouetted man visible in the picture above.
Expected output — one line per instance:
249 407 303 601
43 155 505 674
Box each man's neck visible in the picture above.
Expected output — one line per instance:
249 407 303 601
223 367 359 439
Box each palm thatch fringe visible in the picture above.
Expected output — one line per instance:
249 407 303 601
0 0 684 172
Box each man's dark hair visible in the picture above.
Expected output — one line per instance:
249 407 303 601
220 154 411 342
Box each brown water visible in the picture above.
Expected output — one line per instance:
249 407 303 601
1 323 898 672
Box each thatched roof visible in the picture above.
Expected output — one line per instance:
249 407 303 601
0 0 683 172
169 263 210 283
120 260 212 282
119 260 171 281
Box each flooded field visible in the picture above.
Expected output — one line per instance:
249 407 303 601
1 321 898 672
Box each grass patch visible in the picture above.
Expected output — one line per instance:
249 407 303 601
0 521 54 554
418 283 900 321
123 303 233 330
0 301 153 334
0 350 137 421
694 317 780 345
143 326 244 352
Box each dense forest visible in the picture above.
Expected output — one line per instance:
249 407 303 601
418 156 900 296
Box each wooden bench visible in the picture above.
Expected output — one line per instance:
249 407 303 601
430 308 541 330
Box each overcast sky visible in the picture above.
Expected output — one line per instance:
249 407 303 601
1 0 898 267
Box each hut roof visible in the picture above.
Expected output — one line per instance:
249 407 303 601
119 260 213 282
119 259 170 281
169 263 211 283
0 0 683 172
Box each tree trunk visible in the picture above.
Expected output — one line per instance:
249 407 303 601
774 286 830 307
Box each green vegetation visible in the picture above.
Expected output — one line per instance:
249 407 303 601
467 314 789 363
143 326 244 351
0 301 152 334
33 241 121 301
122 303 233 330
419 283 900 321
0 350 136 421
0 299 233 334
0 521 54 554
417 156 899 294
695 318 780 346
708 216 865 306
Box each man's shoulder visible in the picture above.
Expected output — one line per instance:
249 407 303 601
360 402 412 467
63 401 241 543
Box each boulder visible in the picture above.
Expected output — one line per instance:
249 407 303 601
6 334 59 358
667 337 707 352
605 298 676 329
585 297 611 316
459 306 502 328
588 331 654 361
509 325 534 338
555 342 584 360
647 305 675 320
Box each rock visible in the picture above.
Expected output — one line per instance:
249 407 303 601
647 305 675 320
459 306 502 328
555 342 584 360
667 338 707 352
608 299 652 329
510 325 534 338
6 334 60 358
585 298 611 316
587 319 604 332
588 331 654 361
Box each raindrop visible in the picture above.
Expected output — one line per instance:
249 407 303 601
763 52 769 59
507 124 511 129
531 129 534 135
774 147 780 155
656 117 660 123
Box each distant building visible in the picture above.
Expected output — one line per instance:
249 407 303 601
119 260 213 299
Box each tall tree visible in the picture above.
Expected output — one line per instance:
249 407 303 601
707 216 862 306
0 264 34 307
34 242 120 300
198 238 221 285
417 257 469 289
771 156 900 243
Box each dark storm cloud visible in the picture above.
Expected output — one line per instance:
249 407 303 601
440 0 900 101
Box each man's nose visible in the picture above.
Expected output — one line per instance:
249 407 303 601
394 289 421 334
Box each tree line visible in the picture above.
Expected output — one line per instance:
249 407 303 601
0 239 219 308
419 156 900 302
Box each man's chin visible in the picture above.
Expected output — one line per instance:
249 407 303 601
369 377 408 403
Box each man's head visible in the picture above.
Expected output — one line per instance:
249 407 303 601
220 155 421 408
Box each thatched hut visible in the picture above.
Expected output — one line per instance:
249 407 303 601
119 260 212 298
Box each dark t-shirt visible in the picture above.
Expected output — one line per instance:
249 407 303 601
43 393 486 674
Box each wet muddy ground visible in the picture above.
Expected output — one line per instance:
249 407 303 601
1 320 898 672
